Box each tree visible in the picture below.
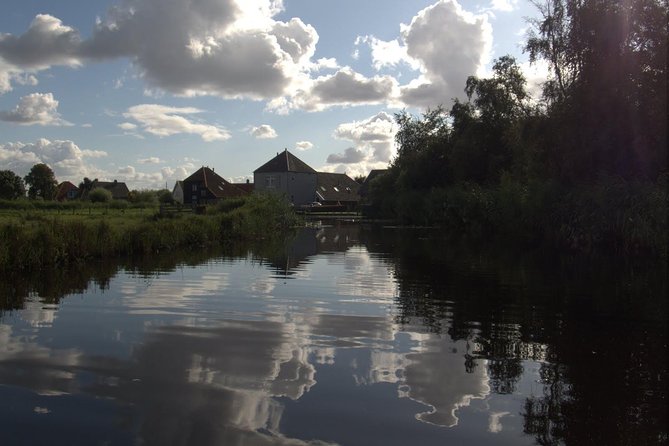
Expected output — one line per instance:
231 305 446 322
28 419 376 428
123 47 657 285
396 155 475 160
89 187 112 203
0 170 26 199
525 0 668 180
24 163 57 200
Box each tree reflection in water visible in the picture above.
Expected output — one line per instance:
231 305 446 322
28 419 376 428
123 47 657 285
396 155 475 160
0 222 665 445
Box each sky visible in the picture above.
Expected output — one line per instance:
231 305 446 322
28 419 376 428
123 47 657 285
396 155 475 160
0 0 548 190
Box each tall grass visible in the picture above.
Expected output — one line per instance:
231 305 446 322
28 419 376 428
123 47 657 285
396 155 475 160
0 193 300 271
386 175 667 257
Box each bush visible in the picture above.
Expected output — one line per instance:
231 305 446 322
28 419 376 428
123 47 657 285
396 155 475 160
89 187 112 203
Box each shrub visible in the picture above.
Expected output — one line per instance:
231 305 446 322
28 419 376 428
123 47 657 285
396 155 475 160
89 187 113 203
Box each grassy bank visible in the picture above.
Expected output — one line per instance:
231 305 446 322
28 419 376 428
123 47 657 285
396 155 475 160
0 193 300 271
370 175 668 257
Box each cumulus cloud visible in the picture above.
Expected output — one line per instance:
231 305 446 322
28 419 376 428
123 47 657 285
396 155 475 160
353 0 492 109
326 147 366 164
250 124 278 139
273 67 399 112
0 14 82 69
123 104 231 141
323 112 397 177
0 1 319 99
0 138 107 181
0 92 71 126
0 138 196 189
294 140 313 151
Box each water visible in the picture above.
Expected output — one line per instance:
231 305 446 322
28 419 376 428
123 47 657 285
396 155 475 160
0 223 666 445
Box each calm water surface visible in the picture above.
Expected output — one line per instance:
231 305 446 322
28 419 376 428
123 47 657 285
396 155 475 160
0 223 666 445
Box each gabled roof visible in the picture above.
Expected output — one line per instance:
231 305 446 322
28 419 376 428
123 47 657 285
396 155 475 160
55 181 78 201
232 182 254 194
316 172 360 202
184 166 246 198
92 180 129 199
254 149 316 174
360 169 388 196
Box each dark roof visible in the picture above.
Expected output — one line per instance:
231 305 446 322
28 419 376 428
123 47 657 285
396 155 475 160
232 182 254 194
360 169 388 196
92 180 129 199
55 181 78 201
254 149 316 174
315 172 360 202
184 166 247 198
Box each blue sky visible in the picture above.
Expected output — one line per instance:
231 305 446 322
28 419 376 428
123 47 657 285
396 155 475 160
0 0 547 189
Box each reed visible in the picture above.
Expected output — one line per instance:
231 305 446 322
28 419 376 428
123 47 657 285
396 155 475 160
0 193 300 271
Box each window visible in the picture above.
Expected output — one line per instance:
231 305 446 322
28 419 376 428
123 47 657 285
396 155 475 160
265 176 276 189
192 184 197 192
201 189 207 197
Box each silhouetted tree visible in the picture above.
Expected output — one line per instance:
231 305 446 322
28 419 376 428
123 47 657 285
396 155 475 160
24 163 57 200
0 170 25 199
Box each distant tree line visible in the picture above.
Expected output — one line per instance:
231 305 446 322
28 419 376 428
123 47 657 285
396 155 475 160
0 164 173 205
368 0 667 254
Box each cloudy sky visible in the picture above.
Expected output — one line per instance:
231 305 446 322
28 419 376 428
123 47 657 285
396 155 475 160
0 0 546 189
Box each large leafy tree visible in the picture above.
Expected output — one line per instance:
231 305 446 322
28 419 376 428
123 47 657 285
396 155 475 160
525 0 667 181
24 163 58 200
0 170 26 199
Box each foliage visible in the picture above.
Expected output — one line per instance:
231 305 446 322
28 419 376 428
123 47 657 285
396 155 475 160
157 189 174 204
366 0 667 256
525 0 667 181
0 193 299 270
128 189 159 205
24 163 57 200
0 170 25 200
89 187 113 203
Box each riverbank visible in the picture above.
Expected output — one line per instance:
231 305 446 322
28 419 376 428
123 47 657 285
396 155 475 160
0 193 300 271
367 175 668 258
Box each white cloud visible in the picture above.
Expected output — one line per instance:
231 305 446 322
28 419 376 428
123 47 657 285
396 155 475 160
123 104 231 141
118 165 135 175
519 59 550 103
489 0 518 12
138 157 162 164
0 1 320 100
295 141 313 151
250 124 278 139
0 15 82 69
0 138 107 181
351 0 492 109
323 112 397 177
0 93 71 126
118 122 137 130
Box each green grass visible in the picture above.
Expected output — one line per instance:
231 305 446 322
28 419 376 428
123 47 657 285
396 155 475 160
0 194 301 271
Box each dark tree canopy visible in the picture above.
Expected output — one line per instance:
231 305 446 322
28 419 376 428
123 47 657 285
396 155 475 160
0 170 26 200
24 163 58 200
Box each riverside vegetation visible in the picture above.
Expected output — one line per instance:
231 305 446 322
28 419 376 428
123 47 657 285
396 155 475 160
366 0 667 257
0 193 300 271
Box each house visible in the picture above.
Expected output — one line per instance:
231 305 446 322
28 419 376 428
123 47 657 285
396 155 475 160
79 179 130 200
315 172 360 210
182 166 248 206
232 179 254 194
254 149 317 206
54 181 79 201
172 180 184 204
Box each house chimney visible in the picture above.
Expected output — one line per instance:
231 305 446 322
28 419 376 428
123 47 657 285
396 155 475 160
246 179 250 184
